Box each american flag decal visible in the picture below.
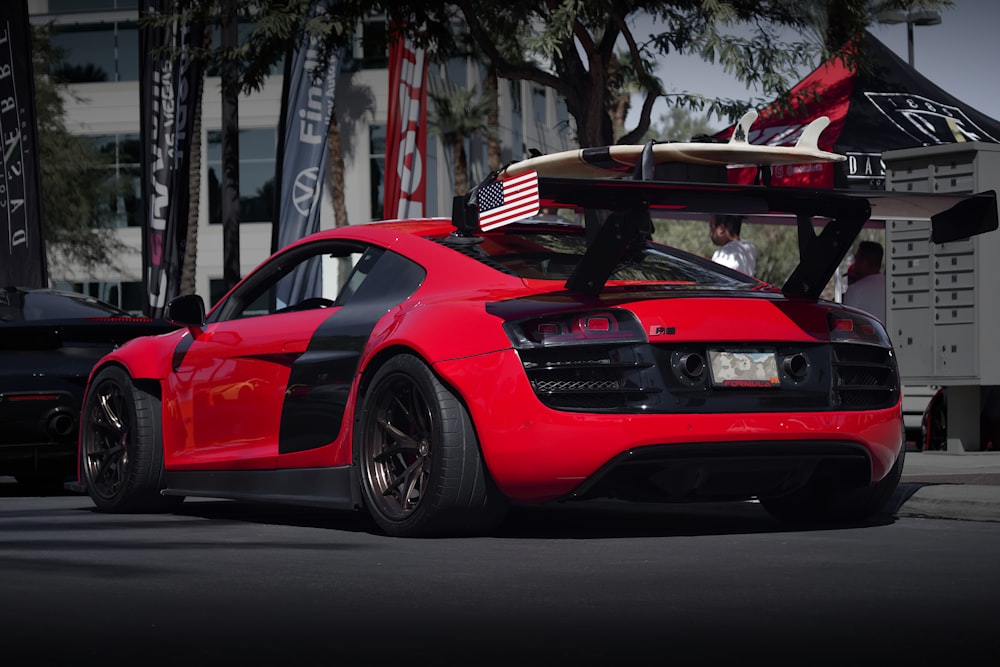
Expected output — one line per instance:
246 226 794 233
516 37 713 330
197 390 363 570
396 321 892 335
477 170 540 231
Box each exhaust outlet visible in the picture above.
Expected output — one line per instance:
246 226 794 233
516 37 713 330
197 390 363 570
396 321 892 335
46 409 77 439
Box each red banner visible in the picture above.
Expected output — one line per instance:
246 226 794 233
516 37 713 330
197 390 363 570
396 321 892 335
383 26 428 219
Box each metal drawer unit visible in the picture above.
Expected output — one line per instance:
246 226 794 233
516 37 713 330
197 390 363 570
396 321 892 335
884 143 1000 450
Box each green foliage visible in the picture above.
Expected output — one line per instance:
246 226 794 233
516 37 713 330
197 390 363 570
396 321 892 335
428 88 497 146
428 86 498 195
31 26 129 279
141 1 954 149
139 0 376 96
652 217 886 291
652 217 801 287
645 106 719 143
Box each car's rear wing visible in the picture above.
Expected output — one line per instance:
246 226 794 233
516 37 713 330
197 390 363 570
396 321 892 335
453 111 998 298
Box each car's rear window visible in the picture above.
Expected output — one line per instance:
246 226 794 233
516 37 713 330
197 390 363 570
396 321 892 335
438 228 757 286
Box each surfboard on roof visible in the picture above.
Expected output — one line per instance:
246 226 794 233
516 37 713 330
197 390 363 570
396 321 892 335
499 111 846 180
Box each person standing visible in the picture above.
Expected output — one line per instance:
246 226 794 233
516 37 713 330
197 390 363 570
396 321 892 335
843 240 886 322
709 215 756 276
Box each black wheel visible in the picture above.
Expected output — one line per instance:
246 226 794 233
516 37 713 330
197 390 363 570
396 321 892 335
354 354 508 537
80 366 181 513
761 445 905 524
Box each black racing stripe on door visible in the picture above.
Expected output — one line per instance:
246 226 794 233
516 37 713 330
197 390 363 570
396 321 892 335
277 251 426 455
171 331 196 372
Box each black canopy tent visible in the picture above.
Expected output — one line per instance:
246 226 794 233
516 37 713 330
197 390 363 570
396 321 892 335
716 31 1000 190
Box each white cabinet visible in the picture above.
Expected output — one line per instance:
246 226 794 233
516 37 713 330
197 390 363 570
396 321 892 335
884 142 1000 386
884 143 1000 451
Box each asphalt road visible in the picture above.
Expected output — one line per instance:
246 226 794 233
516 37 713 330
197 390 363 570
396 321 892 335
2 486 999 666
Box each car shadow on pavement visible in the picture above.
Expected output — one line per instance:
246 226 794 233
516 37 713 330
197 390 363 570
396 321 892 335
14 480 898 539
495 499 897 539
172 496 896 539
888 481 936 515
0 476 76 498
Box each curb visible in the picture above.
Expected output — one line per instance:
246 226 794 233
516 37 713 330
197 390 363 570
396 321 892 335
895 482 1000 523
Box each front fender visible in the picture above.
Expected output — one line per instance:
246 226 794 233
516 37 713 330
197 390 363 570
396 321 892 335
88 327 190 383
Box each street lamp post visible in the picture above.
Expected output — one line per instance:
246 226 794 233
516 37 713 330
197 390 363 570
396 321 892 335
875 9 942 68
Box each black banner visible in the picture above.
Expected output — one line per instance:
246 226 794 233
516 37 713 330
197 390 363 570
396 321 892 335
272 0 342 307
0 0 47 288
139 0 202 317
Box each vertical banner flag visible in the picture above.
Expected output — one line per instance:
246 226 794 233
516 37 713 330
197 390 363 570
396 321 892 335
139 0 203 317
0 0 48 288
383 20 428 220
272 0 342 306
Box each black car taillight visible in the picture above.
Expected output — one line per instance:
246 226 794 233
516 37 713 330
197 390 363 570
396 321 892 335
827 310 891 346
503 309 647 349
504 310 655 411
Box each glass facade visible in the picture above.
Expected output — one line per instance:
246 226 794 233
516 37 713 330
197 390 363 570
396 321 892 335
370 123 386 220
91 133 142 228
510 79 523 161
532 84 547 124
49 1 139 9
207 128 277 225
50 20 139 83
358 14 388 70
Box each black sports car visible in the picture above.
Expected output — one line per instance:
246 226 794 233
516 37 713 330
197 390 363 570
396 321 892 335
0 286 177 487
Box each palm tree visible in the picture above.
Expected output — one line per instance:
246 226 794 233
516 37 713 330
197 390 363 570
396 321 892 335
428 86 496 196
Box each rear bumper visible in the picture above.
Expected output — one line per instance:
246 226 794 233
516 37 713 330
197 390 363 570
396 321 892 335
568 440 876 503
0 442 78 475
436 350 904 503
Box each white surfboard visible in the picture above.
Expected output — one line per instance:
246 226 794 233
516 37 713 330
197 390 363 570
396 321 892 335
500 111 846 180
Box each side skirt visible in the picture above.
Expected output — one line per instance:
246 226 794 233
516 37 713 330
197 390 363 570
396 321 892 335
163 466 360 511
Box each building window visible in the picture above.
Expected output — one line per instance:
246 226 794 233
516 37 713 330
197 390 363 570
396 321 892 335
50 20 139 83
370 124 385 220
510 80 523 162
209 278 229 310
446 57 467 88
207 128 277 225
91 134 142 228
426 133 438 217
532 85 547 124
354 14 388 70
556 97 570 134
206 22 284 78
49 1 139 9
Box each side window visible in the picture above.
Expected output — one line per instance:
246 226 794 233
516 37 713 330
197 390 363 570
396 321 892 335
211 241 371 322
335 247 386 305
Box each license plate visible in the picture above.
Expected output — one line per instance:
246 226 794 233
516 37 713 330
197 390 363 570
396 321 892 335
708 349 780 388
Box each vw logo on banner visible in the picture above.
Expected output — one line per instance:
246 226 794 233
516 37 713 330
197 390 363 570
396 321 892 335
292 167 321 217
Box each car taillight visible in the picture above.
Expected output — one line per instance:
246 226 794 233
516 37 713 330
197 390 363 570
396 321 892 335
3 393 62 402
85 317 155 322
827 311 890 346
504 309 646 349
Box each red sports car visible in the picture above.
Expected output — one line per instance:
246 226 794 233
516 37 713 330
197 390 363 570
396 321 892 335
70 139 997 537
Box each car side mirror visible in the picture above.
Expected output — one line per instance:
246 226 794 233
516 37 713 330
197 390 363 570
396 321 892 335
165 294 206 328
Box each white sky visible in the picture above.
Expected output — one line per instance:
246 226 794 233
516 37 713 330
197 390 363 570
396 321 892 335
627 1 1000 131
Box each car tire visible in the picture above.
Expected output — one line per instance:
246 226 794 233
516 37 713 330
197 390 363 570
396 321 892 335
79 366 181 513
761 445 905 524
354 354 509 538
